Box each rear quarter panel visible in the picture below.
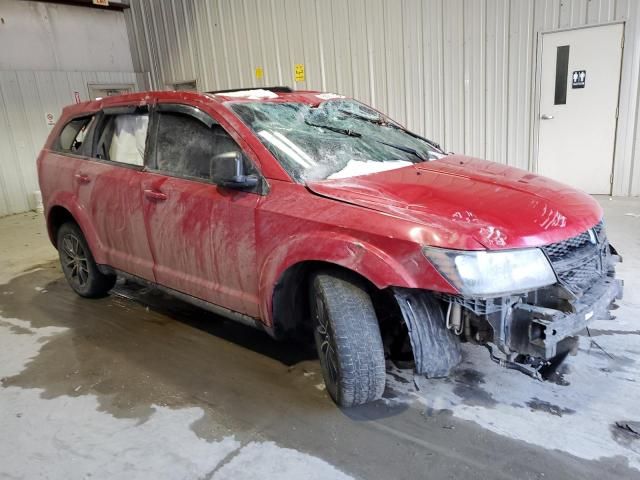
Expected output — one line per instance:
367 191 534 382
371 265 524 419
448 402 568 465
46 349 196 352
38 149 108 265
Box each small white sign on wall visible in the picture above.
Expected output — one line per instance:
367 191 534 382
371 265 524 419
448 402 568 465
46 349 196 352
45 112 55 126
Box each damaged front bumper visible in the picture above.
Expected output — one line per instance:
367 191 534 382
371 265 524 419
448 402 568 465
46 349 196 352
449 239 623 363
506 274 623 359
393 225 623 378
397 270 622 378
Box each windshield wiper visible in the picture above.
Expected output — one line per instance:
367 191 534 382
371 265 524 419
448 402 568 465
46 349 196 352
337 107 387 126
375 140 427 161
337 107 442 151
305 115 426 161
303 119 362 137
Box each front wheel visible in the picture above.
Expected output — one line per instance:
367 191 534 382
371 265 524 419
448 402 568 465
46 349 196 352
310 272 386 407
57 222 116 298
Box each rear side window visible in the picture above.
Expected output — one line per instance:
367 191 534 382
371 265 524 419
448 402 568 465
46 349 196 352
56 116 95 153
95 113 149 166
153 111 248 183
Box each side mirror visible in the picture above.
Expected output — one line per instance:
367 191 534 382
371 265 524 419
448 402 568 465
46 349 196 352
211 151 258 189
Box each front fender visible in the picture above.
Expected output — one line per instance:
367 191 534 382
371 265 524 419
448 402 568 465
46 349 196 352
46 191 107 265
258 231 428 326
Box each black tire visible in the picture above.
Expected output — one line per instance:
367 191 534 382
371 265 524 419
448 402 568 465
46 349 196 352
310 271 386 407
57 222 116 298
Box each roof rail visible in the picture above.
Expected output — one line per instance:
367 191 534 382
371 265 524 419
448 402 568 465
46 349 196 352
207 86 293 94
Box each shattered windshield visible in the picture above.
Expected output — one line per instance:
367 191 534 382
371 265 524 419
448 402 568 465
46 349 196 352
229 99 445 182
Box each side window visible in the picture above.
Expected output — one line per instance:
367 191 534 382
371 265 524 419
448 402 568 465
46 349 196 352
154 111 250 183
95 113 149 166
56 116 96 153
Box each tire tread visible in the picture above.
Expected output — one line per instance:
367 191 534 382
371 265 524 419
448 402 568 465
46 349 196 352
312 272 386 407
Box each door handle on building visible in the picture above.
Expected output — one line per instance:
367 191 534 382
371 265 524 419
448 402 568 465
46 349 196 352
540 114 554 120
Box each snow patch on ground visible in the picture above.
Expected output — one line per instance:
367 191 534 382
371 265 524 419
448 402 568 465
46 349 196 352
0 316 67 378
212 441 353 480
0 316 353 480
327 159 413 179
0 266 46 286
1 388 240 479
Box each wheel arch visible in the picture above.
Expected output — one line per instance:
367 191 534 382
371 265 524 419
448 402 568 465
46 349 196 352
261 231 415 338
269 260 382 339
47 205 76 246
45 198 106 265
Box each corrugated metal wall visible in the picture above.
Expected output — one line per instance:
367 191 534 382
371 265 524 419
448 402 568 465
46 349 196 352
0 70 145 217
125 0 640 196
0 1 146 216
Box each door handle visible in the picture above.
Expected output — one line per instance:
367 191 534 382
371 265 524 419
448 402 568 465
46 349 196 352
144 189 167 201
74 173 91 184
540 114 554 120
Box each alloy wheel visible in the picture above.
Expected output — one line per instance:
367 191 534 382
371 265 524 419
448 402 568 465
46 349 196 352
61 233 89 288
315 297 339 387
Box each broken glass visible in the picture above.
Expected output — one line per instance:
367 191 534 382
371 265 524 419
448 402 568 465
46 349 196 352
230 99 444 182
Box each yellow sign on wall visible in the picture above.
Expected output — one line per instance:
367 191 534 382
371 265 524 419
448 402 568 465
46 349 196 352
294 64 305 83
255 67 263 80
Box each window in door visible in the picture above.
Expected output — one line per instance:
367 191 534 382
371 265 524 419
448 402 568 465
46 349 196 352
554 45 570 105
152 110 251 183
95 112 149 166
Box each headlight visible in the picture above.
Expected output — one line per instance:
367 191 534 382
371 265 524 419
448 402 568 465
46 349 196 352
422 247 557 297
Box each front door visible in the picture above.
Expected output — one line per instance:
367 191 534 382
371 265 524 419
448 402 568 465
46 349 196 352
140 104 262 317
537 23 623 194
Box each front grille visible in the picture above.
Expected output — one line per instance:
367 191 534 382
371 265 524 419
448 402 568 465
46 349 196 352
542 220 608 296
544 228 596 262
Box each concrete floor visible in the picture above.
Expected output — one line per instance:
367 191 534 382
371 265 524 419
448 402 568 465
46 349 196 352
0 196 639 479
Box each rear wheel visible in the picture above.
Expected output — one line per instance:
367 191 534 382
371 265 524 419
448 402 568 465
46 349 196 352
57 222 116 298
310 272 386 407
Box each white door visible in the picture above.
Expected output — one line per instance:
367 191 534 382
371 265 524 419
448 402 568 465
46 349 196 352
537 24 623 194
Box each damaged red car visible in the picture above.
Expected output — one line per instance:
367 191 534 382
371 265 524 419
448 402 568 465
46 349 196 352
37 87 623 407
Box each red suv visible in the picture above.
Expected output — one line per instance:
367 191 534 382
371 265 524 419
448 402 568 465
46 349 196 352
38 87 622 407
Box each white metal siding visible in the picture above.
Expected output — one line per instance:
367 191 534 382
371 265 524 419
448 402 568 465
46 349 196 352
0 0 134 72
126 0 640 195
0 70 144 217
0 1 143 216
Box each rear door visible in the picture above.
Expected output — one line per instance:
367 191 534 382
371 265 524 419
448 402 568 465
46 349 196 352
75 104 155 280
140 103 262 317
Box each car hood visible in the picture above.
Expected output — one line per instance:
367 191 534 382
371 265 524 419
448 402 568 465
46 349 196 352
306 155 603 250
